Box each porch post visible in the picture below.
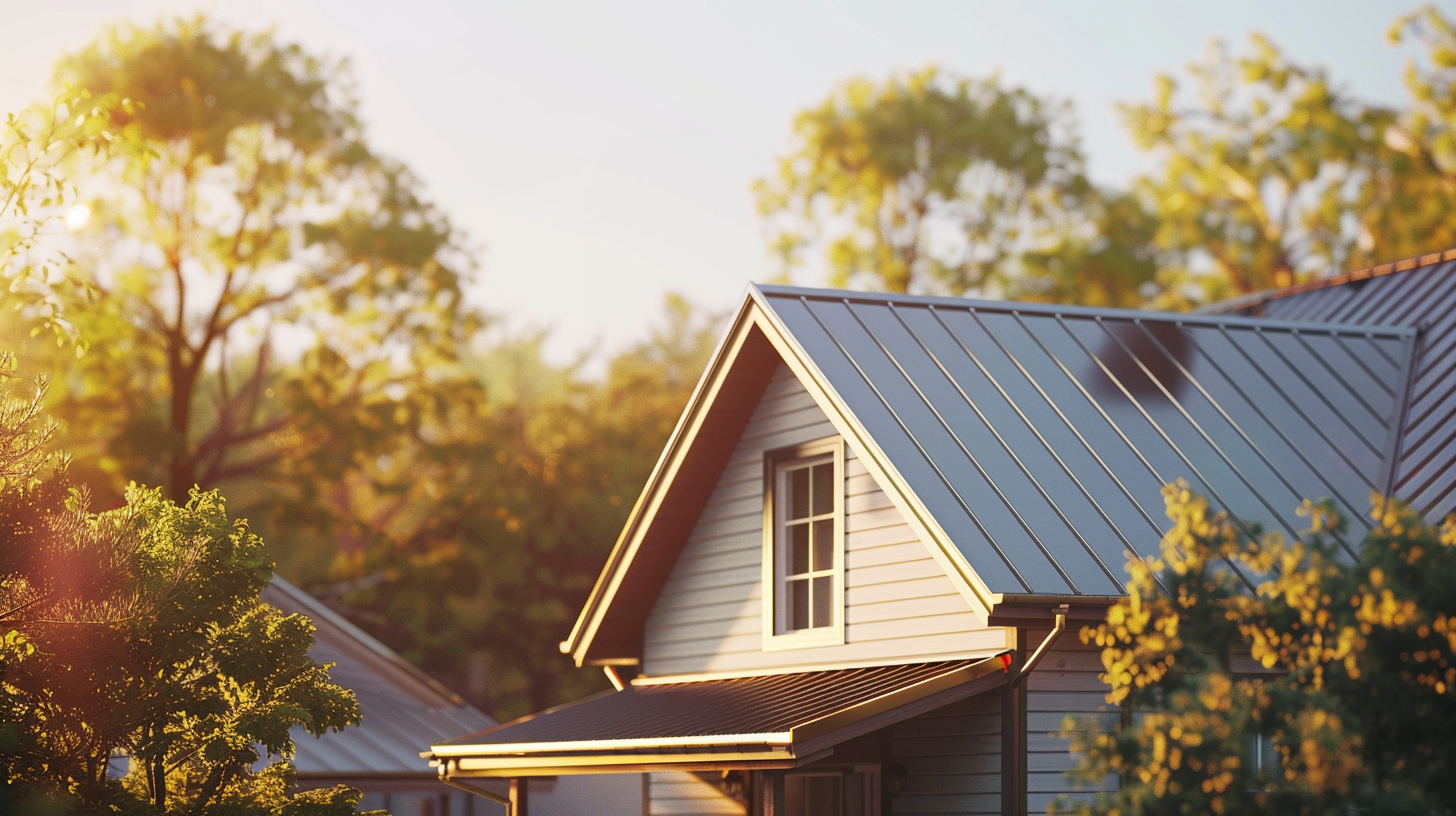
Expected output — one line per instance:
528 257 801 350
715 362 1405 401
760 770 785 816
509 778 528 816
1002 628 1028 816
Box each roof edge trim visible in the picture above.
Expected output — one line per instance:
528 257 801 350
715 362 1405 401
562 294 775 664
1202 248 1456 314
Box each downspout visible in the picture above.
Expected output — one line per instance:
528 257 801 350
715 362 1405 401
1012 604 1068 687
437 760 514 815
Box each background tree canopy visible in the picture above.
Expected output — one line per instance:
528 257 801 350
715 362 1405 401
759 6 1456 309
9 4 1456 742
0 16 727 721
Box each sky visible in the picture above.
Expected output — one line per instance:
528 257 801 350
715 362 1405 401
0 0 1439 366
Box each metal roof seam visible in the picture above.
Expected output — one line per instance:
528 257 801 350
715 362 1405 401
1119 318 1330 535
1290 332 1390 423
1378 330 1422 502
841 299 1082 594
1182 328 1373 526
1053 315 1266 589
886 301 1123 592
1250 326 1385 457
793 295 1034 592
1214 324 1379 495
954 309 1166 543
921 305 1143 579
1327 333 1398 399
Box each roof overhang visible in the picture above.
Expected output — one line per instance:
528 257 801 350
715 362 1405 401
428 655 1009 777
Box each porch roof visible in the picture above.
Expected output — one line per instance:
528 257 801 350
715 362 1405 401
428 655 1009 777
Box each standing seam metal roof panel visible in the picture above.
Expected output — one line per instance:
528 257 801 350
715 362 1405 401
1225 259 1456 521
755 285 1414 596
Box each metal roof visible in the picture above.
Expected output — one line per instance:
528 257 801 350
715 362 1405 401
1213 255 1456 521
753 285 1416 597
429 656 1008 775
262 578 495 779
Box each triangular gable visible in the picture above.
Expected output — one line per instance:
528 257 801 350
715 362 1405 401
562 293 997 667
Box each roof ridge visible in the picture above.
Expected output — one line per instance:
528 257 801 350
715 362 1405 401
752 283 1414 337
1204 247 1456 313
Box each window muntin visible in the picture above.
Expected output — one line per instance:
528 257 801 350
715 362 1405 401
763 437 844 649
781 455 836 631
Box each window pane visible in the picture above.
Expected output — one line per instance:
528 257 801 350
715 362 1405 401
788 578 809 631
812 462 834 516
812 519 833 571
789 467 810 519
812 575 833 628
790 523 810 575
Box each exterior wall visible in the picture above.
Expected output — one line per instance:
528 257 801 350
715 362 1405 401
889 690 1002 816
1026 633 1118 813
647 771 745 816
642 363 1008 677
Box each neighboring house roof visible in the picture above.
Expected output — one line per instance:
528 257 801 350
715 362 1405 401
1210 251 1456 521
261 577 495 781
563 284 1417 665
430 656 1008 777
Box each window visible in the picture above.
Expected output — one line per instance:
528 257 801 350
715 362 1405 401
763 438 844 649
776 768 879 816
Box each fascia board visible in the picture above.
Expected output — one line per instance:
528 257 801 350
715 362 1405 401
747 285 998 618
562 295 771 665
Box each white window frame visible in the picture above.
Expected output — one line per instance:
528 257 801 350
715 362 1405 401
762 437 845 651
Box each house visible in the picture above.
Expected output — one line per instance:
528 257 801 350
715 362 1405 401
261 577 497 815
265 578 645 816
424 249 1455 816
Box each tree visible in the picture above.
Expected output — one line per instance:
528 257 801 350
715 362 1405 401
23 15 479 513
325 295 726 719
1122 8 1456 306
1058 482 1456 814
754 65 1158 305
0 381 370 815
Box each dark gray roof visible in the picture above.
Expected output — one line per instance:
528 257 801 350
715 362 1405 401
1215 258 1456 522
262 578 494 778
754 285 1416 597
436 657 999 751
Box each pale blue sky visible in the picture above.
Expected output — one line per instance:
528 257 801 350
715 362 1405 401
1 1 1440 363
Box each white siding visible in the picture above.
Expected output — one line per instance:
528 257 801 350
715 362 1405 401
1026 634 1118 813
642 363 1007 677
890 691 1002 816
648 771 744 816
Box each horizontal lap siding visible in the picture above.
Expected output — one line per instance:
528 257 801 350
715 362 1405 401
643 364 1004 676
890 690 1001 816
648 772 744 816
1027 634 1118 813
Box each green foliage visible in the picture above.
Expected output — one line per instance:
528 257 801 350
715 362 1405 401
19 14 479 512
0 366 369 814
322 294 725 719
754 64 1158 305
1058 483 1456 815
1 85 129 349
1122 8 1456 306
